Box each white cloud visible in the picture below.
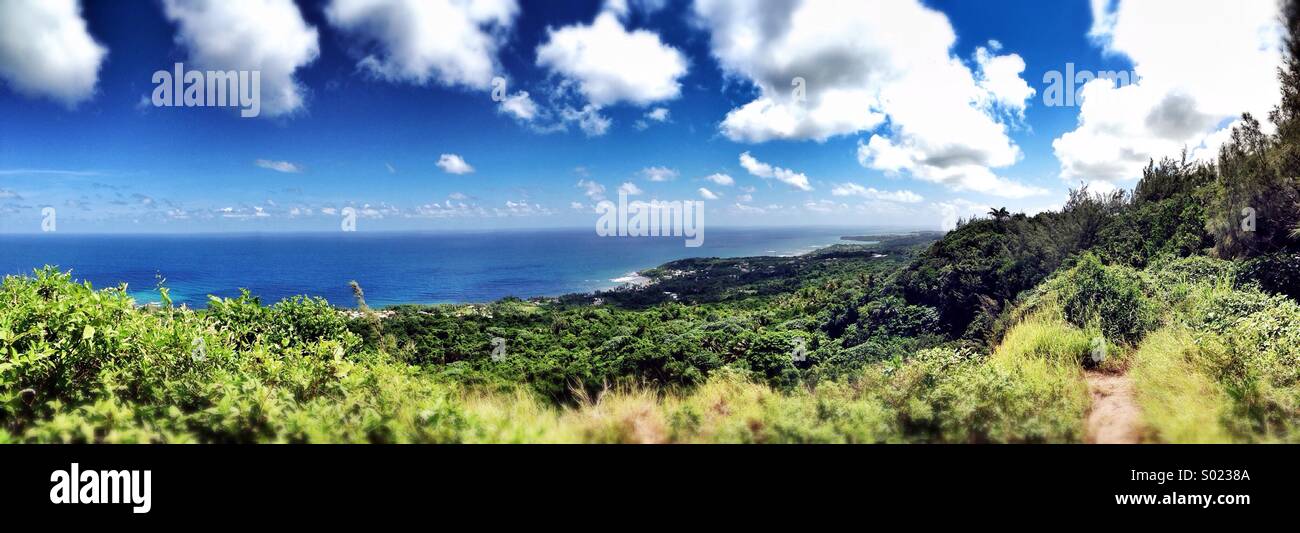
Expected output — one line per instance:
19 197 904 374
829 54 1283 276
635 106 671 130
604 0 668 19
975 43 1035 117
536 11 687 107
830 183 923 203
561 104 612 136
857 136 1046 198
703 173 735 186
738 152 812 191
437 153 475 174
694 0 1040 197
1055 0 1284 185
639 166 678 182
499 90 538 120
935 198 989 230
803 200 847 213
577 179 606 201
412 199 488 218
325 0 518 91
619 181 644 196
497 200 553 217
162 0 320 117
0 0 107 107
698 187 720 200
255 159 303 173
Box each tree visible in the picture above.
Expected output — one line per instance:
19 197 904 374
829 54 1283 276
987 207 1011 222
1207 0 1300 258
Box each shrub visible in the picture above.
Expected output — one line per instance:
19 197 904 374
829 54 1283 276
1056 253 1158 344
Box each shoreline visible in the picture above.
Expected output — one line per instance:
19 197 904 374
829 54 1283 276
35 231 938 310
604 237 857 291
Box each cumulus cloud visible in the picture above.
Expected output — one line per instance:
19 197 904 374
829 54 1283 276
0 0 107 107
1054 0 1284 185
436 153 475 174
857 136 1046 198
698 187 720 200
635 106 671 129
162 0 320 117
561 104 612 136
498 90 538 120
738 152 812 191
975 43 1036 117
703 173 735 186
496 200 553 217
536 11 687 107
325 0 518 91
936 198 990 230
618 181 644 196
255 159 303 173
830 183 923 203
694 0 1040 198
639 166 678 182
577 179 606 201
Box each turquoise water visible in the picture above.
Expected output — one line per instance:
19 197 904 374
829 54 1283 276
0 227 910 308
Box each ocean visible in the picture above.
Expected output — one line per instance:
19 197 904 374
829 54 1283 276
0 227 907 308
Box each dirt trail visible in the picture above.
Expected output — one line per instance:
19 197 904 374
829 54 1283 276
1084 371 1144 444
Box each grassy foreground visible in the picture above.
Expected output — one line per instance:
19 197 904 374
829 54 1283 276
3 252 1299 443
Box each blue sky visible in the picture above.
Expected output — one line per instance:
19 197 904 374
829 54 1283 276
0 0 1285 233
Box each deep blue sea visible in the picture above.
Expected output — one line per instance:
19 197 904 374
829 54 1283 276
0 227 907 308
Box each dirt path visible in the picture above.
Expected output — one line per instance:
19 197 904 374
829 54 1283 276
1084 371 1144 444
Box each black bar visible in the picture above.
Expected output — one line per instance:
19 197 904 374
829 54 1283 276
3 444 1289 522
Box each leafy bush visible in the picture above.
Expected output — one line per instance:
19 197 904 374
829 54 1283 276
1237 253 1300 300
1055 254 1158 344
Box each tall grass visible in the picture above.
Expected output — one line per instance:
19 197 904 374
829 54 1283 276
1128 327 1232 443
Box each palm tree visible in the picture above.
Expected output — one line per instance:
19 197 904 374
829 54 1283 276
987 207 1011 222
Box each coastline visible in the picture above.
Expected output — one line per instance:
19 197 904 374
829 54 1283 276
6 229 937 309
604 236 853 291
598 232 937 297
